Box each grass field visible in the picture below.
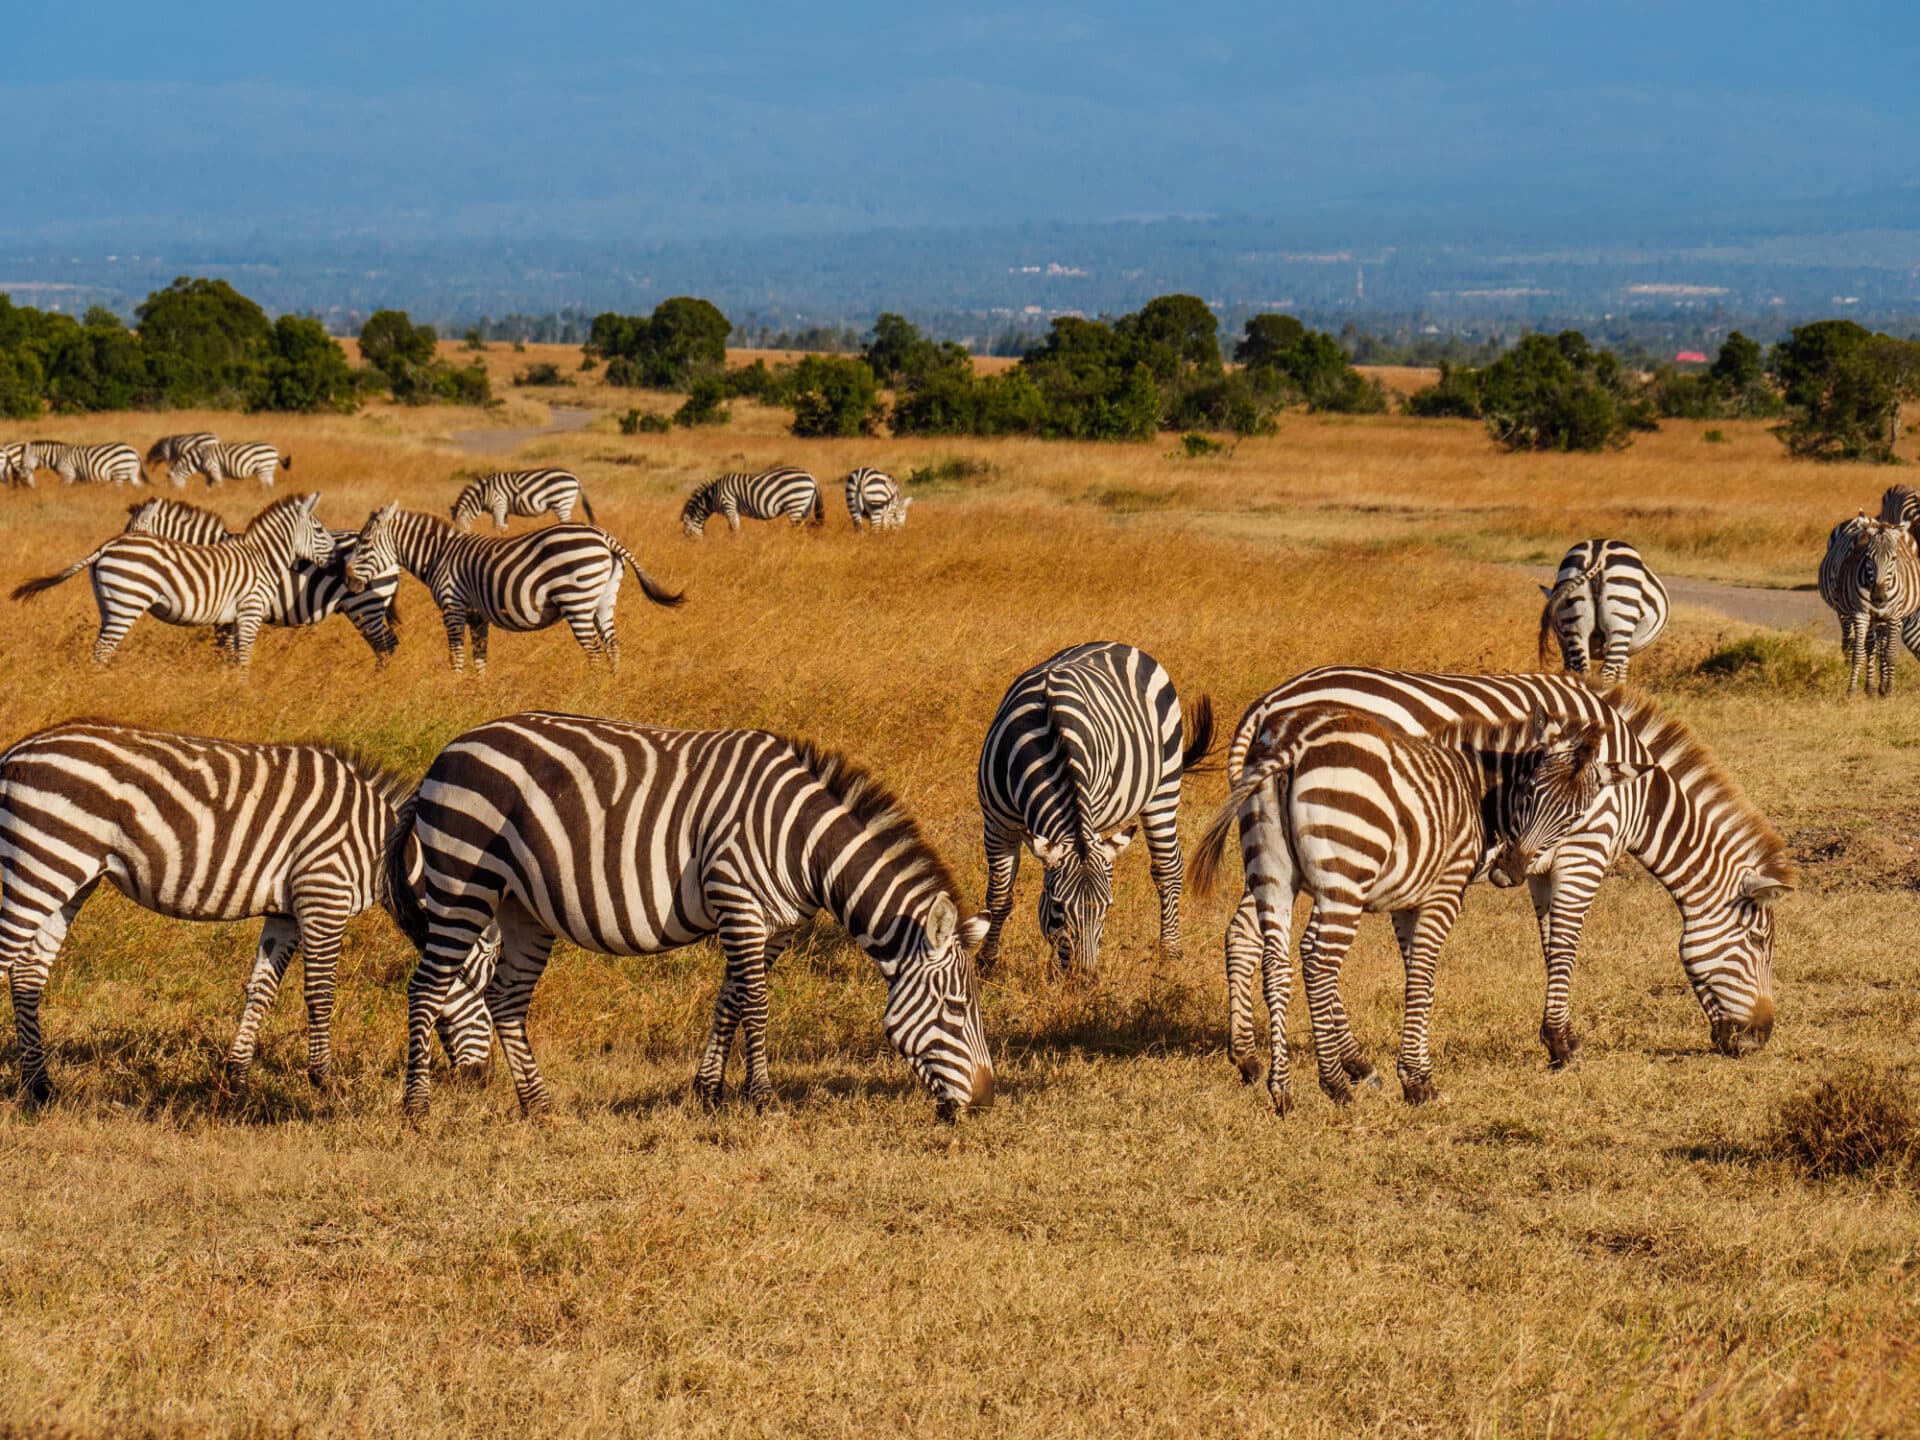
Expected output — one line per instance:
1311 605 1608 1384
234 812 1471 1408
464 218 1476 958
0 396 1914 1437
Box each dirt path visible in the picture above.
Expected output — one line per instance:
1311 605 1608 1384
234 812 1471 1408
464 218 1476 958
449 404 595 456
1519 565 1824 631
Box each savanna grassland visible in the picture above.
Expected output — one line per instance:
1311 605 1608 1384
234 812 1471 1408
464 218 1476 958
0 370 1915 1438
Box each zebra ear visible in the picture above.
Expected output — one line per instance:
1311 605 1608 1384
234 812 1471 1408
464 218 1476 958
1030 835 1071 866
957 910 991 950
926 893 958 949
1538 583 1554 597
1739 870 1793 906
1591 758 1650 788
1094 828 1134 861
1529 706 1567 746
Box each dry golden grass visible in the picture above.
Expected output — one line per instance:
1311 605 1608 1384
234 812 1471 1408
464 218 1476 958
0 404 1915 1437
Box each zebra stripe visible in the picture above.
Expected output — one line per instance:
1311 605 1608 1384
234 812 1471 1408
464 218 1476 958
845 467 909 531
1191 705 1650 1113
343 504 682 672
385 712 995 1120
450 468 593 530
1819 514 1920 697
167 440 289 489
10 492 337 667
1221 668 1794 1079
124 497 404 666
144 432 219 475
0 720 496 1102
681 467 822 537
1537 539 1670 680
5 441 143 488
976 641 1213 978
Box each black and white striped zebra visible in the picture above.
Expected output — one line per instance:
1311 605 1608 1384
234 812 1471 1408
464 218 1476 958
124 497 405 666
385 712 995 1120
450 468 594 531
1218 668 1794 1083
167 439 289 489
845 467 909 531
681 467 822 538
975 641 1213 979
10 492 337 667
0 442 25 487
144 432 218 479
4 440 143 488
1537 539 1670 680
343 504 681 672
1818 513 1920 696
0 720 497 1103
1191 705 1649 1113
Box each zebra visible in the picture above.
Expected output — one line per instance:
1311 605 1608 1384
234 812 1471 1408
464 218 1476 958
144 432 219 479
1537 539 1670 681
385 712 995 1121
4 440 143 488
976 641 1213 980
1818 514 1920 697
450 468 594 531
1874 487 1920 665
0 442 24 487
1217 668 1794 1084
0 720 498 1103
342 504 682 672
124 496 405 666
681 467 822 538
166 439 289 489
10 492 337 667
845 467 910 531
1191 705 1650 1113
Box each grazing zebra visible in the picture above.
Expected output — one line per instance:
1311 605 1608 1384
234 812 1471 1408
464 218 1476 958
681 467 822 537
4 440 143 488
1537 539 1670 680
1191 706 1649 1113
386 712 995 1120
166 439 289 489
0 720 497 1103
144 432 218 478
10 492 336 667
450 468 594 531
343 504 682 672
845 467 909 531
976 642 1213 979
0 442 23 487
1818 514 1920 696
124 497 405 666
1218 668 1794 1084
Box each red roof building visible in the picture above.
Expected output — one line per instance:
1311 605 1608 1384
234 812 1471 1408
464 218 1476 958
1675 350 1709 363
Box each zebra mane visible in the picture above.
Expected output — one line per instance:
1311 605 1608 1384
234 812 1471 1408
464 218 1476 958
790 739 965 908
681 482 715 521
129 495 224 524
242 492 316 531
1428 712 1572 752
316 741 416 811
1879 484 1920 527
1599 686 1796 885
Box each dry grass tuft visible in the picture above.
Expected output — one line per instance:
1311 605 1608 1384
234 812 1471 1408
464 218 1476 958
1770 1064 1919 1179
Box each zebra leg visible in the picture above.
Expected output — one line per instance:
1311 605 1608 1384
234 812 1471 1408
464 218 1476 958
1529 858 1601 1068
89 592 149 667
1224 890 1263 1083
1600 628 1633 682
723 502 741 533
223 915 301 1090
469 618 491 674
721 919 778 1109
492 500 509 532
592 587 621 671
975 820 1023 975
228 607 264 669
1875 620 1896 697
441 608 468 673
2 878 99 1103
1239 791 1303 1113
1902 612 1920 667
1141 797 1185 960
1300 900 1373 1104
291 900 349 1089
1845 614 1868 696
1391 895 1464 1105
483 902 558 1117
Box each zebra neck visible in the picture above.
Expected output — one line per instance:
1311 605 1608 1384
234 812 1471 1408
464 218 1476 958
1624 768 1752 912
392 512 458 578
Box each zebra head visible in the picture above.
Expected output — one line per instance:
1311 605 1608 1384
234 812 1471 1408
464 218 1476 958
345 503 401 593
881 892 994 1120
1687 868 1791 1057
3 442 37 485
680 488 710 539
1031 828 1133 978
1491 711 1649 887
246 492 335 566
1854 520 1912 608
450 481 484 531
123 497 162 533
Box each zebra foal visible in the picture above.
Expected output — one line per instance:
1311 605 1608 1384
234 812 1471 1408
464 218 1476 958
12 492 336 667
976 641 1212 979
4 440 143 488
0 721 495 1102
123 496 405 665
1193 705 1646 1113
845 467 909 531
343 504 682 672
1537 538 1669 680
451 468 594 530
681 467 822 537
387 712 994 1120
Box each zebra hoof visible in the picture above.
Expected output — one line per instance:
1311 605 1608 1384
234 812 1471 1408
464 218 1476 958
21 1075 53 1109
690 1080 723 1111
401 1089 432 1123
1541 1024 1583 1070
1401 1075 1437 1105
1342 1055 1380 1086
1267 1084 1294 1118
1233 1051 1263 1085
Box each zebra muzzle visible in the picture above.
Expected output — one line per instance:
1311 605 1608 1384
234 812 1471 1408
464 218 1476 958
969 1062 996 1110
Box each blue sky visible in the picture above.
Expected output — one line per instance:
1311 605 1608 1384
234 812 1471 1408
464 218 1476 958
8 3 1916 243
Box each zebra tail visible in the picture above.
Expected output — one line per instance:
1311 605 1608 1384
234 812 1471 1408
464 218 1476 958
1537 596 1557 667
382 791 431 951
1181 694 1218 774
578 489 596 525
1189 757 1290 898
10 546 105 601
610 537 686 608
810 491 825 526
280 454 293 470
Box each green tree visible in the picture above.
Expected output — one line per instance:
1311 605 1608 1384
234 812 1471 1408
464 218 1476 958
358 310 445 402
1770 320 1920 461
1404 363 1484 419
673 373 732 428
1118 294 1222 381
1477 331 1645 451
135 277 273 406
591 297 731 390
258 315 358 413
788 355 881 437
0 348 43 419
1234 314 1309 370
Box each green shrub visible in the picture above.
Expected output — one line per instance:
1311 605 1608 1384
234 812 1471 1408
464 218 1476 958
513 362 570 387
1478 331 1650 452
1404 362 1484 418
789 355 881 437
619 408 672 435
905 456 995 488
1704 429 1728 444
1178 433 1224 458
673 374 732 428
590 297 730 390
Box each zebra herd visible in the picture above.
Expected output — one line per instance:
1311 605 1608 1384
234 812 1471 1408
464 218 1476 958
0 434 287 488
680 465 909 536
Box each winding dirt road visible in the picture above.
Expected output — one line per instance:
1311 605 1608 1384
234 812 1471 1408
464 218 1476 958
449 404 595 456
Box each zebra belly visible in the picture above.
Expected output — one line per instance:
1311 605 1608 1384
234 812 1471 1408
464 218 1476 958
103 856 287 922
